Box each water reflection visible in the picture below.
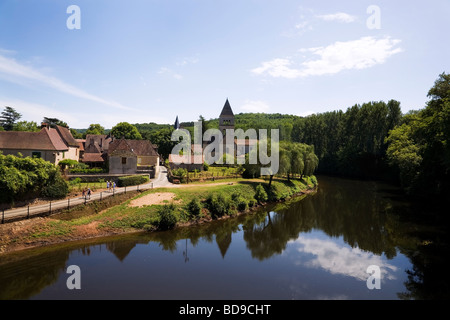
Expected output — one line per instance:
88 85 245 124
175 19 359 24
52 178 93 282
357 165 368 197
288 236 398 281
1 176 449 299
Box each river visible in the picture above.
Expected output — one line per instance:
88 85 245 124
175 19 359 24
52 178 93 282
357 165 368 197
0 176 449 300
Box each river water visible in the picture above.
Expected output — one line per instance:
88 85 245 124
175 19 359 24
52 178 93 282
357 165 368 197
0 176 449 300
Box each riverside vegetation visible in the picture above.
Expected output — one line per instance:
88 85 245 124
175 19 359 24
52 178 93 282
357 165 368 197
0 176 317 253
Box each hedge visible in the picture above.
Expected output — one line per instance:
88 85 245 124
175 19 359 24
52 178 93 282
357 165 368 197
117 175 149 187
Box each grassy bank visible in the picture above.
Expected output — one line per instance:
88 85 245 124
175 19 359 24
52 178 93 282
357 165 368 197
0 176 317 254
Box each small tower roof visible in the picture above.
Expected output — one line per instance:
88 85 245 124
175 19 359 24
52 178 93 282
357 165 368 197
174 115 180 129
220 99 234 117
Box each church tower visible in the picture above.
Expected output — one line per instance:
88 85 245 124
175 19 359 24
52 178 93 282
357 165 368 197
219 99 234 135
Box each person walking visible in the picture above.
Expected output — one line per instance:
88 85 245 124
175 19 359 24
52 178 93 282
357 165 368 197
87 187 91 200
106 181 110 192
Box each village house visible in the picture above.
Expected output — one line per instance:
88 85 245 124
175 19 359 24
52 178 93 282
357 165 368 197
0 124 79 165
108 138 160 176
79 134 114 168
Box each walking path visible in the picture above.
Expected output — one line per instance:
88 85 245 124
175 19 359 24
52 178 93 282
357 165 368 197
1 167 172 223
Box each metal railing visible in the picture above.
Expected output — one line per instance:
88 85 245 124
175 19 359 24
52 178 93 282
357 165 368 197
1 182 155 224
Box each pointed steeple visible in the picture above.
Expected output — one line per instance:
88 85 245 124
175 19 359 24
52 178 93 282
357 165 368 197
174 115 180 130
220 99 234 117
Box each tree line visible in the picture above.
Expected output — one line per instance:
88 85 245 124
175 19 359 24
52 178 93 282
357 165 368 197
2 72 448 198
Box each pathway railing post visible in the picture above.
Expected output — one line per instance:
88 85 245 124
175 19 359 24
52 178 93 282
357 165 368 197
68 198 70 210
49 201 52 215
100 192 102 201
27 206 30 219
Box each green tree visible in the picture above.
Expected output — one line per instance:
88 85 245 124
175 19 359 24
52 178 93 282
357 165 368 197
111 122 142 140
385 72 450 196
1 106 22 131
13 121 40 132
148 128 175 161
70 128 83 139
42 117 68 128
85 123 105 136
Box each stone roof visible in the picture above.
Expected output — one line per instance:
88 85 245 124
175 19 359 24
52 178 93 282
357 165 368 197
109 139 159 157
75 139 85 152
82 152 106 163
220 99 234 117
55 125 79 147
0 127 69 151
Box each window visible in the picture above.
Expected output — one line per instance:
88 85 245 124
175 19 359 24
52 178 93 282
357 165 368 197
32 151 41 158
122 157 127 164
62 151 65 159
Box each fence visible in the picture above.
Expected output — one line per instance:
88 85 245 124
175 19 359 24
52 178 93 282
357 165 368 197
1 182 154 224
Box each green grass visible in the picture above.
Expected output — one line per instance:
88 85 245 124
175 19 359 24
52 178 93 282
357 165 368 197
25 175 318 241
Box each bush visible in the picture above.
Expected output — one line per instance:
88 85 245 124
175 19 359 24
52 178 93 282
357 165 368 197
254 184 268 204
158 204 178 230
187 198 202 216
117 175 149 187
206 193 231 218
248 198 257 208
172 168 188 177
236 197 248 211
268 183 291 201
0 153 69 203
42 170 69 199
203 162 209 171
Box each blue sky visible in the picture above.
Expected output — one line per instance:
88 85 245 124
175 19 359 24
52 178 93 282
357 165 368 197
0 0 449 129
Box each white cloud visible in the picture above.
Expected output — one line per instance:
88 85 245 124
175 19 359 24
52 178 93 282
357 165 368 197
316 12 357 23
240 100 270 113
289 236 398 281
252 36 402 79
0 53 132 111
252 58 302 79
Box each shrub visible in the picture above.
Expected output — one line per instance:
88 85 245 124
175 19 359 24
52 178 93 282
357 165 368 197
254 184 268 204
158 204 178 230
187 198 202 216
248 198 257 208
203 162 209 171
172 168 188 177
42 170 69 199
206 193 231 218
117 175 149 187
236 197 248 211
268 183 289 201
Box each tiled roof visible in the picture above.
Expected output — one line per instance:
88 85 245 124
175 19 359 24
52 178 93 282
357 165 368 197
75 139 85 152
0 128 69 151
81 153 106 163
56 125 79 147
109 139 159 157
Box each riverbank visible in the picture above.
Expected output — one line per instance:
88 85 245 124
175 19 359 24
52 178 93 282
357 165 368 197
0 177 318 255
